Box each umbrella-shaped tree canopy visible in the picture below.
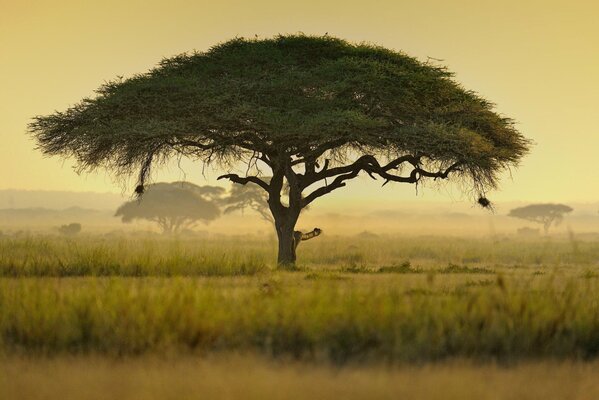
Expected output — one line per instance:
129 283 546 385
508 204 573 234
30 35 530 265
115 182 223 234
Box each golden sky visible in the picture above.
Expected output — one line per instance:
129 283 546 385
1 0 598 205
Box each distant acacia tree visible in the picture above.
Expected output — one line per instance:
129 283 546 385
222 180 309 226
508 204 573 234
115 182 223 234
58 223 82 236
29 35 530 266
223 184 273 225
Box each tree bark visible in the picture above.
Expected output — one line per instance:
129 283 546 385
270 203 301 268
275 220 296 266
266 163 301 268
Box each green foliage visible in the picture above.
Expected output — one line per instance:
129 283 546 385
29 34 529 196
28 34 532 265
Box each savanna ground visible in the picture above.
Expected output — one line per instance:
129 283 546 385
2 233 599 399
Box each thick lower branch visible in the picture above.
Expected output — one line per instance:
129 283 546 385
301 154 422 188
217 174 269 191
302 169 361 206
302 156 461 206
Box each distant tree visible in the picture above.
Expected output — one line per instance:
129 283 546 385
176 182 226 202
221 180 309 226
29 35 530 266
58 223 82 236
508 204 573 234
222 184 273 225
115 182 223 234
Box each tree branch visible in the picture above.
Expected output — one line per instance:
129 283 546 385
217 174 269 191
302 156 461 207
377 161 461 186
302 169 361 207
291 138 349 166
302 154 423 188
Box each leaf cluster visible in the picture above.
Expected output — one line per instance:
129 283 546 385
30 34 531 196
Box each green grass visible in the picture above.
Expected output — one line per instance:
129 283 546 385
2 270 599 362
377 262 422 273
0 235 267 277
437 263 494 274
2 234 599 277
2 234 599 363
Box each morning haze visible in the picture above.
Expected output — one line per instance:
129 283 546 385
3 3 599 398
1 0 598 203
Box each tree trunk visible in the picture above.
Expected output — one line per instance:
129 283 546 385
267 164 301 268
272 209 300 268
276 222 296 267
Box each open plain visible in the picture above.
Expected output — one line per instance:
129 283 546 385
2 233 599 398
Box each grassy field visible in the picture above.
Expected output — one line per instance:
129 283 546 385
2 233 599 397
2 233 598 276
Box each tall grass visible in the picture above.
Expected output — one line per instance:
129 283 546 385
2 273 599 362
0 235 268 276
2 234 599 362
2 234 599 276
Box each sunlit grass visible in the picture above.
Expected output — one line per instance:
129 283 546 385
2 271 599 361
1 234 598 276
0 235 268 277
1 234 599 363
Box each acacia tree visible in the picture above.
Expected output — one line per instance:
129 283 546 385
222 180 308 226
29 35 530 266
222 184 274 225
115 182 222 234
508 204 573 235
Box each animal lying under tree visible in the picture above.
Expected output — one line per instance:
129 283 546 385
293 228 322 259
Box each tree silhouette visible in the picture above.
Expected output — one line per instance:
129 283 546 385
222 180 309 226
222 184 273 225
115 182 223 234
29 35 530 266
508 204 573 235
58 223 82 236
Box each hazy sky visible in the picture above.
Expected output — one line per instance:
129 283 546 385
1 0 597 206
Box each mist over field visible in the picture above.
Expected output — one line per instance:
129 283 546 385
1 189 598 237
2 0 599 397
